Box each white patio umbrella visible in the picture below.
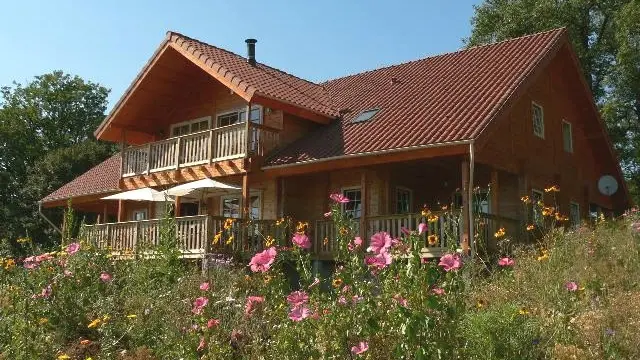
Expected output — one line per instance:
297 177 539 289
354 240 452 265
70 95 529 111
101 187 172 202
164 178 241 215
164 178 241 198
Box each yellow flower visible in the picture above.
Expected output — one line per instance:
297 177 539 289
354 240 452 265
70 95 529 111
87 319 101 328
226 235 234 245
427 214 439 223
555 213 569 221
57 354 70 360
223 218 235 230
537 249 550 261
102 314 110 322
126 314 137 319
3 258 15 270
428 234 439 246
16 237 32 244
80 339 91 345
38 317 49 325
544 185 560 193
213 232 222 245
526 224 535 231
520 196 531 204
275 217 285 226
339 227 349 236
494 228 506 238
518 307 530 315
264 275 272 284
542 207 555 216
421 208 431 217
296 221 309 232
440 205 448 211
476 299 486 308
332 278 343 288
265 236 275 247
323 237 329 246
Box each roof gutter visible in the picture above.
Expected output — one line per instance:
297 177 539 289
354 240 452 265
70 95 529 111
38 201 62 235
261 139 474 170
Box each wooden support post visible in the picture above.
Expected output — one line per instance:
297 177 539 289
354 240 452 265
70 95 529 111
102 204 108 224
360 170 367 238
117 200 125 222
242 174 250 251
276 177 284 218
148 201 154 220
489 168 499 253
461 160 470 253
245 101 252 157
174 196 182 217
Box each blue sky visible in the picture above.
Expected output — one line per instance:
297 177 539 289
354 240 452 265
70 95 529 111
0 0 480 111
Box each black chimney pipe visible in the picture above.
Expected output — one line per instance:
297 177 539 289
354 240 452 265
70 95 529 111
245 39 257 65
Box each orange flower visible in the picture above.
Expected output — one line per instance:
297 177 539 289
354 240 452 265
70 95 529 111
520 196 531 204
544 185 560 193
428 234 439 246
526 224 535 231
80 339 91 345
494 228 506 238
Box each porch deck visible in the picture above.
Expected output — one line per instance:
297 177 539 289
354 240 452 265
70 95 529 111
80 212 521 260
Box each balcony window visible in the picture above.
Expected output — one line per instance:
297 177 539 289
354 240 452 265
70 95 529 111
170 116 211 137
342 188 362 219
532 102 544 138
562 120 573 153
221 194 261 219
217 105 262 127
396 187 412 213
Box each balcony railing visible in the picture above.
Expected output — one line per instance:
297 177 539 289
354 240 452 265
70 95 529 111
121 123 280 177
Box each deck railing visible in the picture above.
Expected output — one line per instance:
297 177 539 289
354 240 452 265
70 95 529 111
121 123 280 177
312 211 463 258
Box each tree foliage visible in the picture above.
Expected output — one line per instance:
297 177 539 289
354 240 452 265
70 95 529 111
0 71 114 248
467 0 640 204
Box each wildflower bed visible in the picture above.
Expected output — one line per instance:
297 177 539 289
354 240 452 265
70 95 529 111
1 200 640 359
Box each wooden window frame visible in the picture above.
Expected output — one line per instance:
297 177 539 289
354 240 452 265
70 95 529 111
220 191 262 220
216 105 263 128
132 209 148 221
395 186 413 214
169 116 211 137
532 102 545 139
562 120 573 153
341 187 362 219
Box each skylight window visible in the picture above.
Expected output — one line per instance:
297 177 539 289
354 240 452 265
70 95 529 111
352 108 379 123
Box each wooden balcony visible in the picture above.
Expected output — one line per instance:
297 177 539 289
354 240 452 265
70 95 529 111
121 123 280 177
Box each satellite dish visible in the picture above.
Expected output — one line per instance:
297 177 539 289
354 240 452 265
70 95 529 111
598 175 618 196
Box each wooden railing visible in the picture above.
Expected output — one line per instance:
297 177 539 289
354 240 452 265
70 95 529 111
476 213 522 247
82 215 211 257
312 211 463 258
121 123 280 177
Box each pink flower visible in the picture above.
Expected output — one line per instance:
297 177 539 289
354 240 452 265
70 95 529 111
41 284 52 299
565 281 578 292
352 295 363 304
432 287 446 296
199 282 210 291
66 242 80 255
366 250 392 270
438 254 462 272
632 222 640 233
329 193 350 203
338 296 347 305
249 247 277 272
63 269 73 277
393 294 408 307
292 233 311 249
99 272 112 282
192 297 209 315
35 253 53 262
418 222 427 235
286 291 309 307
498 257 515 267
367 232 392 254
288 305 310 321
323 211 332 218
197 336 206 351
348 237 363 252
351 341 369 355
23 256 38 269
245 296 265 316
401 227 411 236
207 318 220 328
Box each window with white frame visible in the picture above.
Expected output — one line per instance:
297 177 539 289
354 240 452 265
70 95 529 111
532 189 544 225
170 116 211 137
342 188 362 219
532 103 544 138
216 105 262 127
220 193 261 220
569 202 580 227
132 209 147 221
396 187 412 213
562 120 573 153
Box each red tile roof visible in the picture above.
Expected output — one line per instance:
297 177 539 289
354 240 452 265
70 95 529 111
265 28 567 166
40 154 121 204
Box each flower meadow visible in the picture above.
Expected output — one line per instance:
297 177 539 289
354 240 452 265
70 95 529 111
1 200 640 359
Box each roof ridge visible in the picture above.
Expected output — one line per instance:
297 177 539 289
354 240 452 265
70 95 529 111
167 31 337 114
320 27 567 85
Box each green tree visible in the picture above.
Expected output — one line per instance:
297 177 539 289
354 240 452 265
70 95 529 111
0 71 114 249
467 0 640 204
